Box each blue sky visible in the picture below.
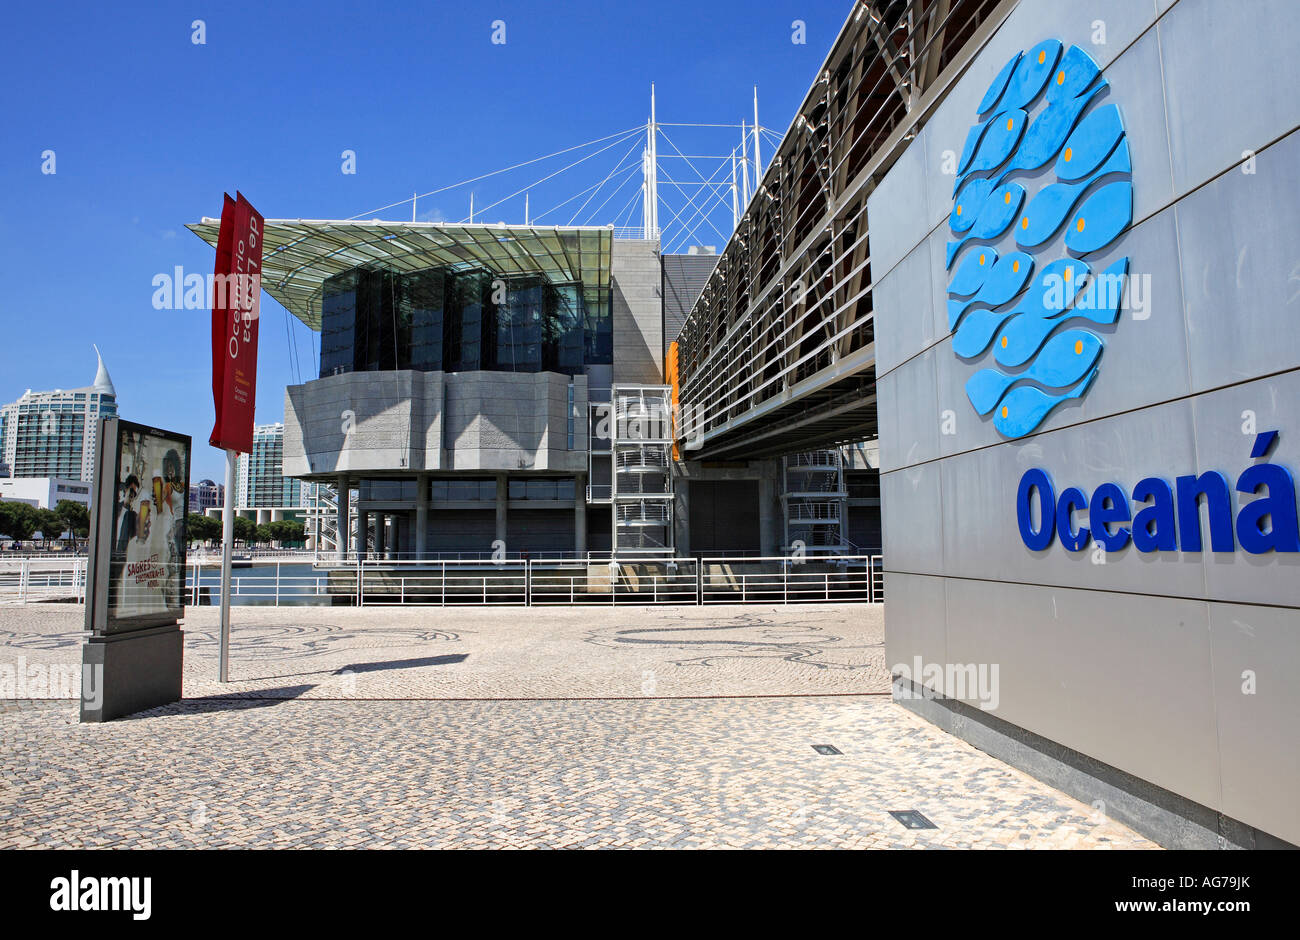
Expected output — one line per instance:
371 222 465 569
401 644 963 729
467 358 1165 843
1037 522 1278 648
0 0 849 482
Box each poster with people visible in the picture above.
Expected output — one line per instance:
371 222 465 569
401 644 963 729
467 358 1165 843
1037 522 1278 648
107 421 190 625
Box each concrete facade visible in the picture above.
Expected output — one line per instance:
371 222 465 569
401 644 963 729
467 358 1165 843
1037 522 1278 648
611 239 664 385
283 370 587 478
0 477 92 510
871 0 1300 847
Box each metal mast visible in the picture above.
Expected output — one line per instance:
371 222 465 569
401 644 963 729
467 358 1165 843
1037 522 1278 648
753 86 762 185
731 149 739 229
645 84 659 239
739 120 750 207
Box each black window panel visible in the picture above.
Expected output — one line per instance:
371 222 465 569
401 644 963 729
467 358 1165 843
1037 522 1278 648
445 270 496 372
317 264 608 378
407 268 445 372
496 277 545 373
584 287 612 365
320 270 358 377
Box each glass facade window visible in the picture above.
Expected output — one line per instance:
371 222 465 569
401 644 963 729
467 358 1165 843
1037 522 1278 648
320 270 358 377
318 263 611 379
13 409 84 479
407 268 445 372
507 478 576 501
445 271 494 372
239 426 303 508
583 287 612 365
359 478 419 501
497 278 545 372
431 478 497 501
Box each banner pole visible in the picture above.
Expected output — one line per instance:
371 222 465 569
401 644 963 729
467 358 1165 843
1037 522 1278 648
218 447 237 682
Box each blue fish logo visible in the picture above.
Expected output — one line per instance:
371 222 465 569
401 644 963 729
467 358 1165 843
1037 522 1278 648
947 42 1134 439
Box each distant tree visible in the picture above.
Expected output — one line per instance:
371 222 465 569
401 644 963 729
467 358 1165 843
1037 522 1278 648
186 513 220 544
281 520 305 546
268 519 306 547
0 502 39 541
232 516 256 544
266 520 286 544
54 500 89 541
254 524 273 545
34 508 63 545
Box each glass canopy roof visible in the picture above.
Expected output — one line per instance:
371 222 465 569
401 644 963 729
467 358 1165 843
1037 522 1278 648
185 218 614 330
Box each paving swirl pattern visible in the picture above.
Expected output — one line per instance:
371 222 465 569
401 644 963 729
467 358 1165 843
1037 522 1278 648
0 604 1155 848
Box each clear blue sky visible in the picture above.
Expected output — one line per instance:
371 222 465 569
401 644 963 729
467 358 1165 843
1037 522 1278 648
0 0 850 482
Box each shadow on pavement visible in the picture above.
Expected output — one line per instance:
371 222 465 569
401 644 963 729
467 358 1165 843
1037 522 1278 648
336 654 468 674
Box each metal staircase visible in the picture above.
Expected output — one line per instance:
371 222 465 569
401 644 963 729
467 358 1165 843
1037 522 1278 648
781 450 848 554
305 482 376 558
611 384 674 554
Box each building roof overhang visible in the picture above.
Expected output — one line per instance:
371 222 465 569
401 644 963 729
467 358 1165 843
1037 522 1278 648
185 219 614 331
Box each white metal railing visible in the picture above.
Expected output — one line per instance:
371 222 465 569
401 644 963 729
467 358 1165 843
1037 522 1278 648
788 450 841 468
787 501 842 522
615 447 670 471
1 555 884 607
615 502 671 525
0 557 87 604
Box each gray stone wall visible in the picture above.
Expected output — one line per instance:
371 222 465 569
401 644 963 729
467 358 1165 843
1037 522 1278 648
871 0 1300 845
284 370 587 476
612 239 664 384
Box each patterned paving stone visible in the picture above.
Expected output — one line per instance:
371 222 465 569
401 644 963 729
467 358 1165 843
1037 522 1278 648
0 603 1155 849
0 603 889 699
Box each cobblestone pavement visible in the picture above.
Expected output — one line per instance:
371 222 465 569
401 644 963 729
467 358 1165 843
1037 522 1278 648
0 603 1156 849
0 603 890 699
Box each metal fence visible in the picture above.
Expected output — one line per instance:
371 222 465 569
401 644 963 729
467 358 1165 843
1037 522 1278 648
0 557 88 604
1 554 883 608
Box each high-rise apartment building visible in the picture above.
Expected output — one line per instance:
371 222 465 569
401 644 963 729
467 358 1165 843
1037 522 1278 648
0 347 118 482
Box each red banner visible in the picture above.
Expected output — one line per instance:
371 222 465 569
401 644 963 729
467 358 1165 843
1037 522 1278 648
209 191 264 453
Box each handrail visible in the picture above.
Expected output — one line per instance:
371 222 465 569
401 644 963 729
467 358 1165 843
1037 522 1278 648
3 554 884 607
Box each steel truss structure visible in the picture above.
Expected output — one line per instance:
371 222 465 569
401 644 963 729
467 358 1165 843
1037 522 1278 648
675 0 1012 461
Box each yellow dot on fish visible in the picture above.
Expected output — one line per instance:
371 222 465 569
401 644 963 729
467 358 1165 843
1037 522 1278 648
1004 191 1012 204
1012 260 1020 272
1077 217 1086 232
1074 339 1084 354
1006 117 1014 131
1021 217 1029 230
1056 70 1065 86
1001 336 1008 348
1064 268 1072 281
956 205 963 215
979 253 986 265
1063 147 1072 162
1038 50 1046 64
1001 406 1009 418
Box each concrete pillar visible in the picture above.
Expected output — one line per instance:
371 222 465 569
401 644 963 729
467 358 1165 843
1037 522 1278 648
355 504 367 560
673 478 690 556
759 465 781 557
336 475 349 560
495 474 508 550
574 473 587 558
415 474 429 560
